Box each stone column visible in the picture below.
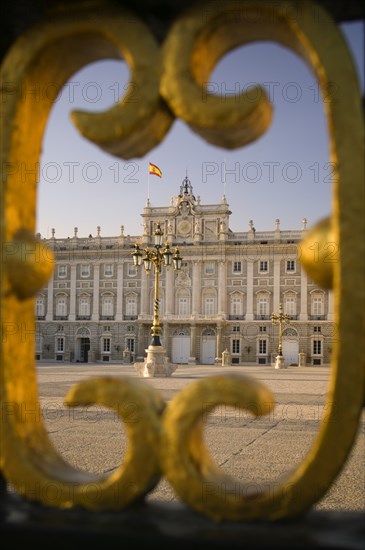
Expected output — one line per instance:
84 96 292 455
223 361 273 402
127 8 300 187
215 323 222 363
165 266 174 315
115 263 124 321
273 257 281 313
140 269 149 315
300 267 308 320
192 261 201 315
91 264 100 321
69 265 77 321
327 290 334 321
246 260 254 320
136 323 145 360
189 324 197 364
46 275 54 321
218 261 227 315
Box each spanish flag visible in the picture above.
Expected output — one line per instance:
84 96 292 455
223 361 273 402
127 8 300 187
149 162 162 178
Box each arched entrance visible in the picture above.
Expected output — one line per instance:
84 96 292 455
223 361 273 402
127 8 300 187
282 328 299 365
201 328 216 364
80 338 90 362
76 327 91 363
172 328 190 364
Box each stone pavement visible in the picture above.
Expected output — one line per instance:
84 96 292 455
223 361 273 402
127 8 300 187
35 362 365 512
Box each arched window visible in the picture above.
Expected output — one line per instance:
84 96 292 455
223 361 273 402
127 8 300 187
55 294 67 317
35 296 45 317
126 294 137 317
230 292 243 316
284 293 297 316
101 295 114 317
79 295 90 316
256 292 270 318
311 292 324 317
177 288 191 316
204 295 215 315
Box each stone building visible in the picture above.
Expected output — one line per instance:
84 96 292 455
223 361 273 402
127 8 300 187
35 176 334 366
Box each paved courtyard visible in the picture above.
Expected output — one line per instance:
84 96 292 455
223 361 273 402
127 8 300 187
35 362 365 512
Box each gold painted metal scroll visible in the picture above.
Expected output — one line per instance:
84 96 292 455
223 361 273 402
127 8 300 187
1 0 364 521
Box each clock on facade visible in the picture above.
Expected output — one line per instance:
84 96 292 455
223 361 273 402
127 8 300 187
177 220 192 235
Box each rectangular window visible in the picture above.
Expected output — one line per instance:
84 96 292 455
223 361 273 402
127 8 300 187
128 264 137 277
232 325 240 332
313 339 322 355
56 298 67 316
314 326 321 333
126 297 137 316
259 339 267 354
205 262 215 275
36 298 45 317
178 297 189 316
104 264 114 277
80 264 90 278
259 260 268 272
56 337 64 352
233 261 242 273
102 297 113 316
258 298 268 316
126 338 135 352
259 326 267 332
103 338 111 353
79 298 90 316
312 296 324 316
58 265 67 278
286 260 295 272
230 296 242 315
204 297 215 315
231 339 240 354
35 333 42 353
285 296 296 316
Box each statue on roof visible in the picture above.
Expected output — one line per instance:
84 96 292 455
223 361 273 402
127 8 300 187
176 173 196 217
179 174 196 201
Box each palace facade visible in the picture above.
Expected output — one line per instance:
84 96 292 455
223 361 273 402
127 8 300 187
35 176 334 366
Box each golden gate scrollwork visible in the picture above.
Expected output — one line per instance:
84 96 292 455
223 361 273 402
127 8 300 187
0 0 364 521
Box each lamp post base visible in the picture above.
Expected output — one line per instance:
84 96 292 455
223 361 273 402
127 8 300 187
134 345 178 377
274 354 287 369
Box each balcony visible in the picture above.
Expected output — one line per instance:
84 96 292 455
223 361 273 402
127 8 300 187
125 315 138 320
76 315 91 321
254 315 271 320
54 316 68 321
228 315 245 320
100 315 115 321
309 315 327 320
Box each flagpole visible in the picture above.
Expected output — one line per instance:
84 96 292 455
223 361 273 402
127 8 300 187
147 163 162 203
147 167 150 203
223 158 226 199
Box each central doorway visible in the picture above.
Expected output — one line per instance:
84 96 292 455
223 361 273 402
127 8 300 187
201 328 216 364
282 328 299 365
80 337 90 363
171 328 190 363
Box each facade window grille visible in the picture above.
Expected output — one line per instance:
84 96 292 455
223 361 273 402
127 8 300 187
259 260 268 272
56 337 65 352
103 338 111 353
313 339 322 355
231 339 240 354
233 261 242 273
259 339 267 354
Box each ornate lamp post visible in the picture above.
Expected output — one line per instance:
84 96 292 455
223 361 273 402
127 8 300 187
132 222 182 377
271 303 290 369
